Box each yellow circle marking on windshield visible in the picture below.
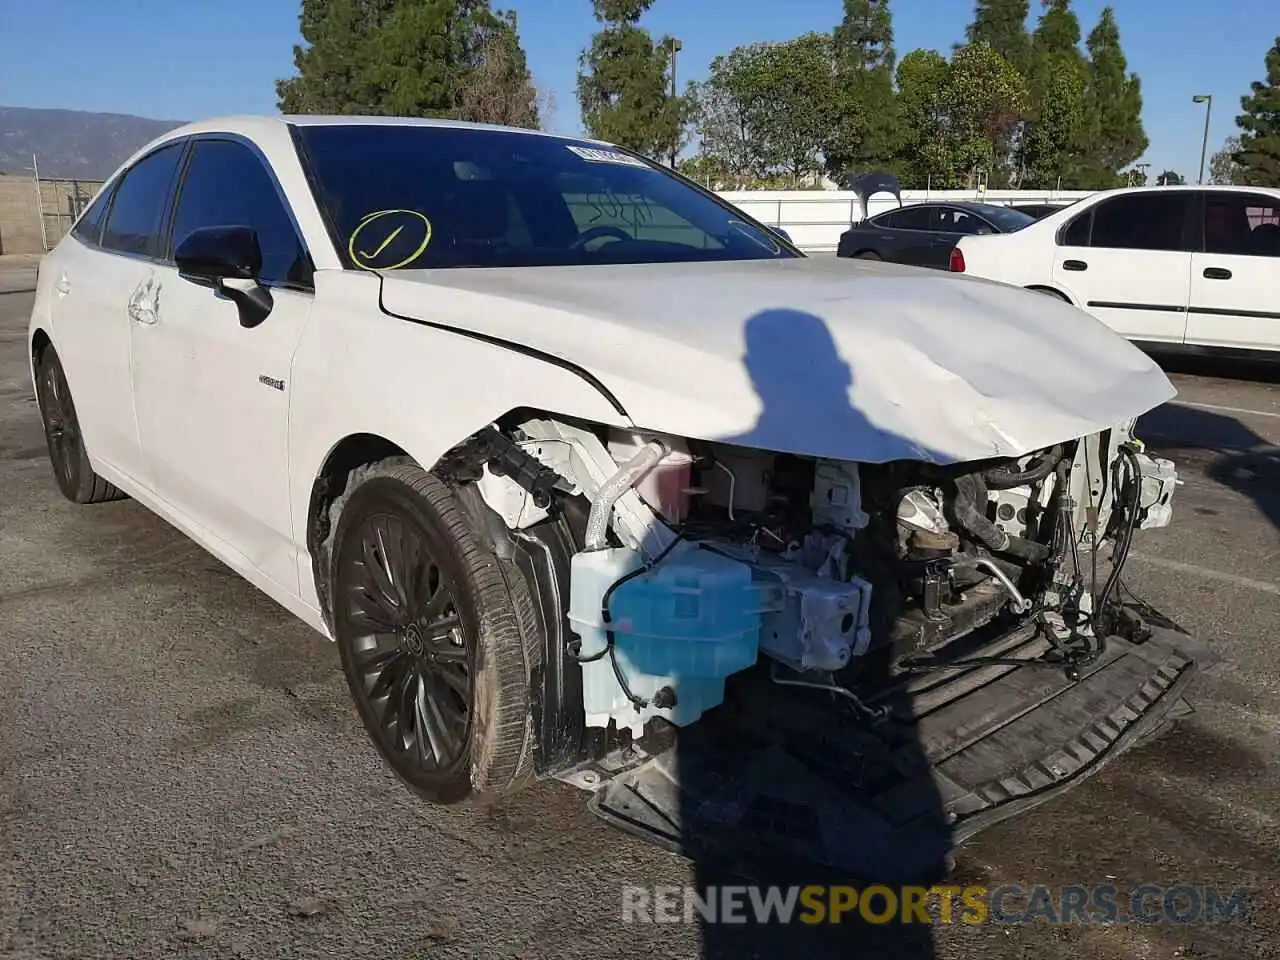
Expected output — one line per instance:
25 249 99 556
349 209 433 270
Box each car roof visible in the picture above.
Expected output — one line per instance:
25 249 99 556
152 114 610 147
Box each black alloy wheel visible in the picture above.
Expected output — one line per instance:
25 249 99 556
328 461 540 804
338 509 472 776
33 345 123 504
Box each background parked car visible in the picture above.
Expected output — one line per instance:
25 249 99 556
1008 201 1077 219
836 201 1035 269
952 185 1280 360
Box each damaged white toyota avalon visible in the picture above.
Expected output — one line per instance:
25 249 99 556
29 116 1210 875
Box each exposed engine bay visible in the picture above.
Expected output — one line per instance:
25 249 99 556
467 415 1180 737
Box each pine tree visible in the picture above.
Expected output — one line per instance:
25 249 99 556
276 0 538 127
1233 36 1280 187
826 0 899 180
965 0 1032 76
1079 7 1146 188
1020 0 1089 187
577 0 686 159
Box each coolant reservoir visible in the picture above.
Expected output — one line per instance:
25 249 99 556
568 543 767 735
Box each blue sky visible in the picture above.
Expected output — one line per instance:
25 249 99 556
1 0 1275 180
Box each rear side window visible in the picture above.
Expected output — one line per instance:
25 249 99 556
1204 192 1280 258
101 143 185 258
891 206 934 230
1089 193 1192 252
170 139 312 287
70 185 113 246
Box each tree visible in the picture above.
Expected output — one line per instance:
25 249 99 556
1019 0 1089 187
1078 7 1146 188
893 49 952 187
1233 36 1280 187
825 0 899 180
690 35 838 187
276 0 539 127
945 42 1030 186
1156 169 1184 186
577 0 686 159
457 11 539 128
1210 136 1246 185
892 43 1028 188
964 0 1032 76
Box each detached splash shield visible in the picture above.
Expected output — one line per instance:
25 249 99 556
585 608 1214 881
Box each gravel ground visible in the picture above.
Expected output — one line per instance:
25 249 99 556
1 270 1278 960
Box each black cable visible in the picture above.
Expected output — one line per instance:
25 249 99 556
1091 445 1143 651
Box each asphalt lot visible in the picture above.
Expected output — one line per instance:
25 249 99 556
1 263 1278 959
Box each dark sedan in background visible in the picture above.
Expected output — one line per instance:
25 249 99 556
836 201 1035 269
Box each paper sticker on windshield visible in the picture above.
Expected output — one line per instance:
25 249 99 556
566 145 649 168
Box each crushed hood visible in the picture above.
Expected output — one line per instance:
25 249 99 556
378 256 1175 464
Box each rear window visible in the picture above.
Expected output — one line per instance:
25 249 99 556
293 125 798 270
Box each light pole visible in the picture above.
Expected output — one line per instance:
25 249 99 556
668 37 682 169
1193 94 1212 184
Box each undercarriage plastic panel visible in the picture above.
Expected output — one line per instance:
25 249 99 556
588 613 1214 881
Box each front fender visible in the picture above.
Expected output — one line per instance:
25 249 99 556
287 271 632 607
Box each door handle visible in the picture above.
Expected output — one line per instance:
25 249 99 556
1202 267 1232 280
1062 259 1088 271
54 274 71 296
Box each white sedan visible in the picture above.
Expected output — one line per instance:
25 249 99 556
27 116 1207 865
952 184 1280 359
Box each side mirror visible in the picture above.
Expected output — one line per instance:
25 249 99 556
175 225 263 283
174 226 272 329
772 226 793 244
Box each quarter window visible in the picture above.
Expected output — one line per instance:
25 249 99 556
170 140 311 287
100 143 185 258
1204 192 1280 258
70 185 113 246
1089 193 1192 252
1060 210 1092 246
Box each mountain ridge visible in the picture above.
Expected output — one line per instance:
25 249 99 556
0 105 186 180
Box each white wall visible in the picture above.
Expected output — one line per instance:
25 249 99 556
716 188 1096 252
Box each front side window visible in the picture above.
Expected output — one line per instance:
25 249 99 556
170 139 312 286
1089 193 1192 252
1204 192 1280 258
101 143 185 258
294 125 799 269
934 208 993 235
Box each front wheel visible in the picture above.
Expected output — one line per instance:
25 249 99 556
326 459 541 804
855 251 882 260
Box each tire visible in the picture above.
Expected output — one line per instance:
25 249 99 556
326 458 540 804
855 251 882 260
34 344 125 504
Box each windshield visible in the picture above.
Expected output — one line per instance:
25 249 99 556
292 124 799 270
973 204 1037 232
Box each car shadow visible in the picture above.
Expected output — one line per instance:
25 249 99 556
671 309 948 958
1137 401 1280 533
1149 352 1280 386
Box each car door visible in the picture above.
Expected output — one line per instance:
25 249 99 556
1051 192 1194 344
45 142 186 488
871 205 939 265
926 207 993 269
1187 190 1280 353
129 136 315 594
